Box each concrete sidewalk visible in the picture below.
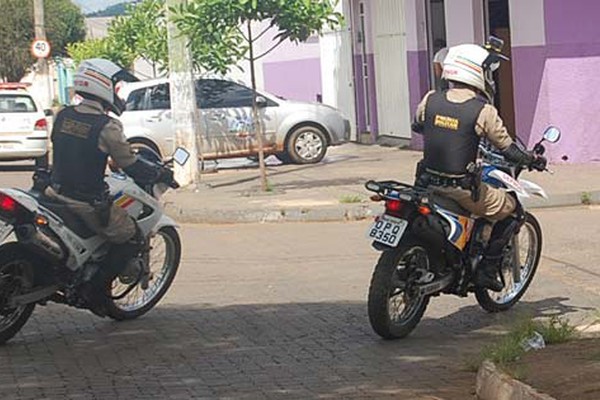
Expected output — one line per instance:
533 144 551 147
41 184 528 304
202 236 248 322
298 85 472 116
163 143 600 223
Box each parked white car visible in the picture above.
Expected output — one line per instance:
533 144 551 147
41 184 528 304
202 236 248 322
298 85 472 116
0 84 49 161
118 77 351 164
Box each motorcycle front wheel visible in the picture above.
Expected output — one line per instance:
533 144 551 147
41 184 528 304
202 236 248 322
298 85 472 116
475 213 542 312
106 226 181 321
367 244 430 340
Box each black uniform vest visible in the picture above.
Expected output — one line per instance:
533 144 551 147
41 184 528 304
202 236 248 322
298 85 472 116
51 106 110 200
422 91 486 175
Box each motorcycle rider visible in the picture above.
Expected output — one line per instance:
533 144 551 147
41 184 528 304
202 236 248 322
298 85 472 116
411 42 547 292
44 59 169 312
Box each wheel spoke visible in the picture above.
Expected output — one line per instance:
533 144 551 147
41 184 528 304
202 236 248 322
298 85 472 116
111 231 176 312
486 220 539 305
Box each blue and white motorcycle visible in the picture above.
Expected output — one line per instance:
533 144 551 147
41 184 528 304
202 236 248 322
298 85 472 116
0 148 190 344
364 127 561 339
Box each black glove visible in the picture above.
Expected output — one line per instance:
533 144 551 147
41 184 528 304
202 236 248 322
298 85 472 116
123 157 161 185
529 155 547 171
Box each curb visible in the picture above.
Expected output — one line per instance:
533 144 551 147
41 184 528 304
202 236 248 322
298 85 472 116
476 361 556 400
166 190 600 224
164 203 379 224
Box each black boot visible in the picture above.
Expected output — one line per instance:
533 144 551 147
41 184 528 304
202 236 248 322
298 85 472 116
475 256 504 292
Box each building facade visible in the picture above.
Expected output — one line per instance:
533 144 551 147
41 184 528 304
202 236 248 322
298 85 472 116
331 0 600 163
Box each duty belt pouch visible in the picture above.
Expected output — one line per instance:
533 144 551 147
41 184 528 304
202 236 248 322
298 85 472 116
414 160 428 187
466 162 483 202
93 196 113 228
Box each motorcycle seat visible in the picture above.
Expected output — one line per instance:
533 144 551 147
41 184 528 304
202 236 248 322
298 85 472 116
34 194 97 239
431 194 472 217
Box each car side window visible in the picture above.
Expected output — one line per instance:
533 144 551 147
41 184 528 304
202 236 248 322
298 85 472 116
125 88 147 111
148 84 171 110
196 79 256 109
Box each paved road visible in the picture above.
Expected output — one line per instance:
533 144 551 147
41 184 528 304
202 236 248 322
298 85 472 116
0 207 598 399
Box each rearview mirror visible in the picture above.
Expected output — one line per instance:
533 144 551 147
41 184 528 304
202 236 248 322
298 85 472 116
256 96 268 108
173 147 190 166
43 109 54 117
543 126 561 143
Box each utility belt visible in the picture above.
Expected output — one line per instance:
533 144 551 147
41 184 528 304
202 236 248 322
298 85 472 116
415 162 483 202
51 184 113 227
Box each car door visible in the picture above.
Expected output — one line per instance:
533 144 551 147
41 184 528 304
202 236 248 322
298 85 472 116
142 83 176 154
196 79 277 158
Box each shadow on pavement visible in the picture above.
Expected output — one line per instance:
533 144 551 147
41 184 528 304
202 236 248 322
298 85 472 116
206 155 362 190
0 164 36 172
0 296 587 399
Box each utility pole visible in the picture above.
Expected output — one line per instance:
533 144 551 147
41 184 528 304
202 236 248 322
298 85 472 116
165 0 200 187
33 0 51 169
33 0 52 109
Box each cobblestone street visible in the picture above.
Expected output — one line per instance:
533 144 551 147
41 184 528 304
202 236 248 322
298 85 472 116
1 208 599 399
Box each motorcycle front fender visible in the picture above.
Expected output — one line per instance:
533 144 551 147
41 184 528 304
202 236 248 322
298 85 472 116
152 214 179 234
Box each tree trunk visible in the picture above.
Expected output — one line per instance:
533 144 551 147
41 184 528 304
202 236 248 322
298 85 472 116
247 20 269 192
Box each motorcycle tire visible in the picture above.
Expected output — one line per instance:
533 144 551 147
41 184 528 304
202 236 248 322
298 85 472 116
368 243 430 340
105 227 181 321
0 243 36 345
475 213 542 312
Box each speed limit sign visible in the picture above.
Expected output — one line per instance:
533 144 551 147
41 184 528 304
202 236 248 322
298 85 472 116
31 39 51 59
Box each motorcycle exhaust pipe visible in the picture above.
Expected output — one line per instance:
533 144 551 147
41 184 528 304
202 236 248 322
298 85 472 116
417 273 455 297
16 225 65 261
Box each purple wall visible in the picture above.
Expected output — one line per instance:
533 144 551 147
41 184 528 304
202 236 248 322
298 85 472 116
262 58 323 102
407 50 430 149
513 0 600 163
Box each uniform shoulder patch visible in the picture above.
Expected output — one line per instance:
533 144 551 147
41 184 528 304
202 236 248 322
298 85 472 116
61 118 92 139
434 114 460 131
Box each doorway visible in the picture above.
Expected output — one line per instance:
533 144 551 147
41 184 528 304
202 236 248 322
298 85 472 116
485 0 516 137
425 0 447 90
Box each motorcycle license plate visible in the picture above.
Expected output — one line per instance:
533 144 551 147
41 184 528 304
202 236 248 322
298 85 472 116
367 215 408 247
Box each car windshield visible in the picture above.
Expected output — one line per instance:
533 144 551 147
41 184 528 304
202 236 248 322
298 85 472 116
0 95 37 113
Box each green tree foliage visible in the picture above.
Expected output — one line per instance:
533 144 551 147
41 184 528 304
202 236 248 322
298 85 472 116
173 0 343 74
0 0 85 81
109 0 168 71
67 1 164 69
66 38 135 68
69 0 244 74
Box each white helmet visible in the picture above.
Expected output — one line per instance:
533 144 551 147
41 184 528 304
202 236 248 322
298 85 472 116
73 59 131 116
442 44 505 102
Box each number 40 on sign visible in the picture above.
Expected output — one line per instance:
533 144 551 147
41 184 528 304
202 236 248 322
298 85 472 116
31 39 51 59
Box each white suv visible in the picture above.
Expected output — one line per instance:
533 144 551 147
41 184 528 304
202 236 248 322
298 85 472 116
0 84 49 161
118 77 350 164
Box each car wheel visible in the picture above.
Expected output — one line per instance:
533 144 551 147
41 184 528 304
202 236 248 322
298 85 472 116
286 125 328 164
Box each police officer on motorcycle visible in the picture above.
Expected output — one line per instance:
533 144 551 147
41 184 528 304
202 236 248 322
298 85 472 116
411 42 547 292
44 59 170 312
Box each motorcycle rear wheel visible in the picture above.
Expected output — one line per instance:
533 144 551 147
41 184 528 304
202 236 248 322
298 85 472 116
0 243 36 345
368 244 430 340
475 213 542 312
105 227 181 321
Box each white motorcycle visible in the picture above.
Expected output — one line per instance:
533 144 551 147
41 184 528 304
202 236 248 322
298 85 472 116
0 147 190 344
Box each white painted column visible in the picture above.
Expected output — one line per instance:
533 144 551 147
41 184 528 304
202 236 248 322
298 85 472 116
319 0 357 140
372 0 411 139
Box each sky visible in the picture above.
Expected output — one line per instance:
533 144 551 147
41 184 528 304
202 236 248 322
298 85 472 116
71 0 131 14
